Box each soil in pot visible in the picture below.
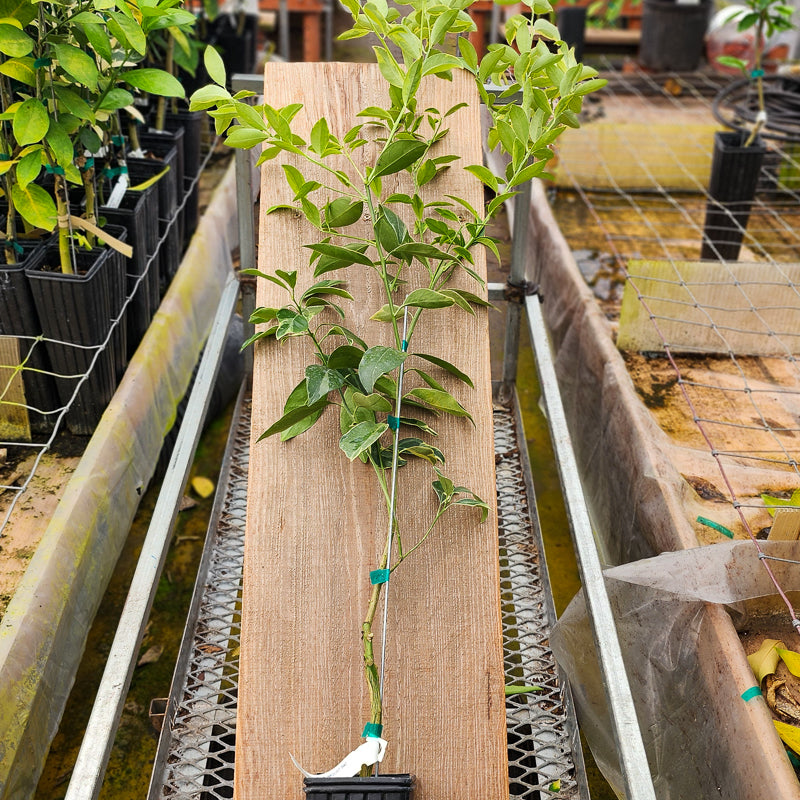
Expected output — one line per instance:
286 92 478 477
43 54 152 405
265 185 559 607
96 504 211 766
304 774 415 800
0 238 59 436
701 130 767 261
25 245 119 436
639 0 711 72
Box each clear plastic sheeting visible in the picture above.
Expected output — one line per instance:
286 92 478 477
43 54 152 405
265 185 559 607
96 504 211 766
552 541 800 800
0 159 245 800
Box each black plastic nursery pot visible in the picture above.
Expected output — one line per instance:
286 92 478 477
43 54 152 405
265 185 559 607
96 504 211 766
639 0 711 72
127 141 182 294
100 224 130 381
140 127 186 246
99 186 161 354
164 109 206 244
303 774 414 800
25 244 121 435
0 238 59 434
700 130 767 261
213 13 259 76
556 6 586 63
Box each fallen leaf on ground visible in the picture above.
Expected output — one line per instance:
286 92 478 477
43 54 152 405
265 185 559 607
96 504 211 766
191 476 215 499
748 639 785 683
778 648 800 678
775 719 800 755
137 644 163 667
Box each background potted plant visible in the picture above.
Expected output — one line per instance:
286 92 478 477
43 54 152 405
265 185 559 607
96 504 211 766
701 0 795 260
0 0 188 434
191 0 604 793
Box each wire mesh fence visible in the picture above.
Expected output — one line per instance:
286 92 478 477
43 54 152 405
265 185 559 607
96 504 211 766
551 60 800 610
0 128 220 560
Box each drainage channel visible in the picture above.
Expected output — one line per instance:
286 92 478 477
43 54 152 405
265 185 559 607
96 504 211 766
147 385 587 799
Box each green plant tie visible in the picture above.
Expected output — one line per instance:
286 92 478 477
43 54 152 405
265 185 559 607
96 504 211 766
401 339 408 352
741 686 761 702
103 165 128 178
362 722 383 738
80 158 95 171
0 153 9 160
111 135 125 147
387 415 400 430
696 516 734 539
370 568 390 585
33 57 52 68
751 69 765 78
4 239 23 255
44 164 65 175
788 749 800 768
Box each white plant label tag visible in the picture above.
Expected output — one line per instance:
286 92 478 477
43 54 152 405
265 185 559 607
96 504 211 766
290 737 388 778
105 172 129 209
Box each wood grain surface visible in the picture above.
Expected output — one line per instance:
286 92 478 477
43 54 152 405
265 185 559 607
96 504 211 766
238 61 507 800
0 338 30 441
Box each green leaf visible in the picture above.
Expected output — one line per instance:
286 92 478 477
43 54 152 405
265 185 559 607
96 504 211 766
124 68 185 98
11 182 56 230
307 242 373 274
45 120 74 168
393 242 456 263
225 127 268 148
371 138 427 181
352 392 393 412
371 303 404 322
107 11 147 54
358 345 407 393
374 46 404 87
340 420 389 460
413 353 473 387
280 380 326 440
310 116 330 155
258 397 330 440
375 205 408 253
406 387 472 421
397 416 437 436
327 344 364 368
275 308 309 339
454 496 489 522
0 23 33 57
53 43 98 90
12 98 49 146
54 86 95 121
324 326 368 349
325 198 363 228
80 22 113 63
402 289 454 309
465 163 499 192
0 0 37 26
0 55 35 86
98 88 135 112
306 364 347 404
15 149 41 188
204 44 226 85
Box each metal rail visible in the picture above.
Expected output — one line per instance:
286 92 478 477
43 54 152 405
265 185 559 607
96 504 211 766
62 274 240 800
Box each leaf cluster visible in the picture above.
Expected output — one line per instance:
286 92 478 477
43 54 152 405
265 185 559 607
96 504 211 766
189 0 605 546
0 0 190 233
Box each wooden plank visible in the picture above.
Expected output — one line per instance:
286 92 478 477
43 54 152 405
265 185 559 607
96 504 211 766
0 337 31 442
239 62 506 800
617 260 800 355
767 509 800 541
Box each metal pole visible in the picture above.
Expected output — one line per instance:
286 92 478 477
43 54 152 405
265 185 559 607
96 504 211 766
279 0 290 60
524 293 657 800
63 276 240 800
502 179 532 391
